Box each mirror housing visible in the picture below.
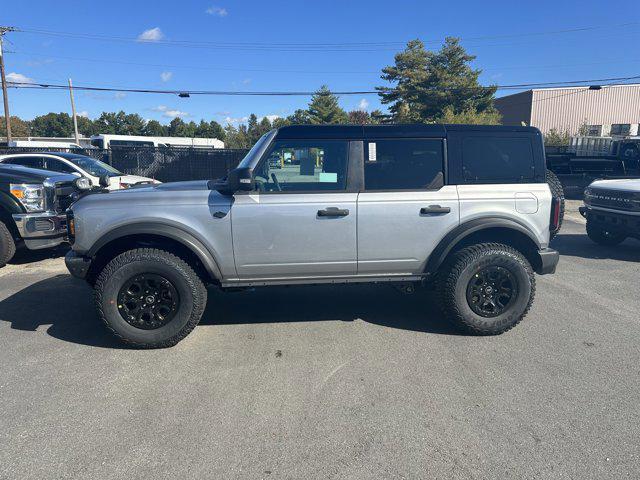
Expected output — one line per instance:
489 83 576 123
211 167 253 195
98 175 110 188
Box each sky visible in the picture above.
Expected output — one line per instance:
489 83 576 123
2 0 639 126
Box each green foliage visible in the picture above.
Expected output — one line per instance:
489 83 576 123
0 116 32 137
145 120 167 136
544 128 571 146
347 110 380 125
306 85 349 124
30 112 74 137
378 38 498 124
437 106 502 125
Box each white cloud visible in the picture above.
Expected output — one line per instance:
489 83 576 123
357 98 369 111
242 78 251 85
224 116 248 125
137 27 164 42
163 109 188 119
160 71 173 82
77 111 89 118
260 115 280 123
6 72 34 84
115 92 127 100
152 105 187 118
26 58 53 67
205 6 228 16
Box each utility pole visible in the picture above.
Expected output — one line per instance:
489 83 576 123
68 78 80 146
0 27 16 144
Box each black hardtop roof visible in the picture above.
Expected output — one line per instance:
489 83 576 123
274 123 539 139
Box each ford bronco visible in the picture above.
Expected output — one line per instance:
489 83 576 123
65 124 561 348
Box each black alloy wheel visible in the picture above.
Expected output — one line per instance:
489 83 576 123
117 273 180 330
466 266 518 318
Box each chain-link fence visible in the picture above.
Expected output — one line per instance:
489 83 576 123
0 146 249 182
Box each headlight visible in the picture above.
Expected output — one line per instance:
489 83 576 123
74 177 92 191
10 184 45 212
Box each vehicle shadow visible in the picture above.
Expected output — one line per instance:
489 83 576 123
0 274 124 348
551 232 640 262
9 244 69 265
0 276 460 348
202 283 460 336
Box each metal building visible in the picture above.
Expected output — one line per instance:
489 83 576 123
495 84 640 136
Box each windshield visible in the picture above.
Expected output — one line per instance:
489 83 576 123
237 130 276 169
68 156 123 177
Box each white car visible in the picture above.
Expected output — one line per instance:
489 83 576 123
0 152 160 190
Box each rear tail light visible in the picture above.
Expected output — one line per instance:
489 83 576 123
550 198 561 233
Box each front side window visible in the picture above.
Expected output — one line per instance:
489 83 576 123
364 139 444 190
253 140 348 192
462 136 534 183
45 158 77 174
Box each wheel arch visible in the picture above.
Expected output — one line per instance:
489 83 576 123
86 223 222 284
425 218 543 275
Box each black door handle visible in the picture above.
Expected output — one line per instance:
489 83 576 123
318 207 350 217
420 205 451 215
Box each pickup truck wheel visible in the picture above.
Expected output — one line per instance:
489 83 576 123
586 220 626 246
0 220 17 268
95 248 207 348
437 243 535 335
546 169 564 240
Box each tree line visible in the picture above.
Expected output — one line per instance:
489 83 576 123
2 38 503 149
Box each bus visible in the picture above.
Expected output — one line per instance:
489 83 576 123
90 134 225 149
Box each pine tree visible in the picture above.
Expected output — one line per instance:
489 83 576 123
306 85 348 124
378 38 499 124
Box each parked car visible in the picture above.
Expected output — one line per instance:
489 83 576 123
65 124 562 348
0 163 87 266
580 178 640 245
0 152 160 190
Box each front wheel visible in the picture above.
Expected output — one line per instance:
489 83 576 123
586 220 626 246
437 243 535 335
95 248 207 348
0 220 17 267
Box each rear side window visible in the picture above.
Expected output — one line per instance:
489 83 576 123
462 137 535 183
4 156 45 169
364 139 444 190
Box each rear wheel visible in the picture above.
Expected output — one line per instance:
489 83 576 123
0 220 17 267
586 220 626 246
546 169 565 240
437 243 535 335
95 248 207 348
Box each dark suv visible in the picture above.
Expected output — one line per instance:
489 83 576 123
0 163 86 266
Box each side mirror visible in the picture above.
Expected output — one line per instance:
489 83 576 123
99 175 110 188
213 167 253 195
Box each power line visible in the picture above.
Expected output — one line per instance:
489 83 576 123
14 22 640 52
6 75 640 96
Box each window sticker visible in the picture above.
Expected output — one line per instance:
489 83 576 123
319 172 338 183
368 142 377 162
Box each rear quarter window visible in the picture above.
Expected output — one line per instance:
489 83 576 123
462 136 535 183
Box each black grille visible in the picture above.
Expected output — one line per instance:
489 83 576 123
586 189 640 212
53 181 78 213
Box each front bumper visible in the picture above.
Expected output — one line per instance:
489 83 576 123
536 248 560 275
65 250 92 279
11 212 68 250
580 205 640 238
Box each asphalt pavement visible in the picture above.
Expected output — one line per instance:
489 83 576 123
1 202 639 479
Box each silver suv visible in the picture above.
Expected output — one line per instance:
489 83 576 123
65 125 561 348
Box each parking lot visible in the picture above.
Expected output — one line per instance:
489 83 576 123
1 201 639 480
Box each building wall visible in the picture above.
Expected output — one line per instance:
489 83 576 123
494 91 533 127
496 84 640 135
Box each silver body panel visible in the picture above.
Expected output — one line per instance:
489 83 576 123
71 182 553 285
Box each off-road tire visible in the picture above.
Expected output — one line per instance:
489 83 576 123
437 243 535 335
586 219 626 246
546 169 564 240
95 248 207 348
0 220 17 268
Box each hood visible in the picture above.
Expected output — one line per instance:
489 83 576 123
589 178 640 192
109 175 160 188
0 164 77 184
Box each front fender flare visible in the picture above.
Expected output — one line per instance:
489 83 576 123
87 223 222 280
